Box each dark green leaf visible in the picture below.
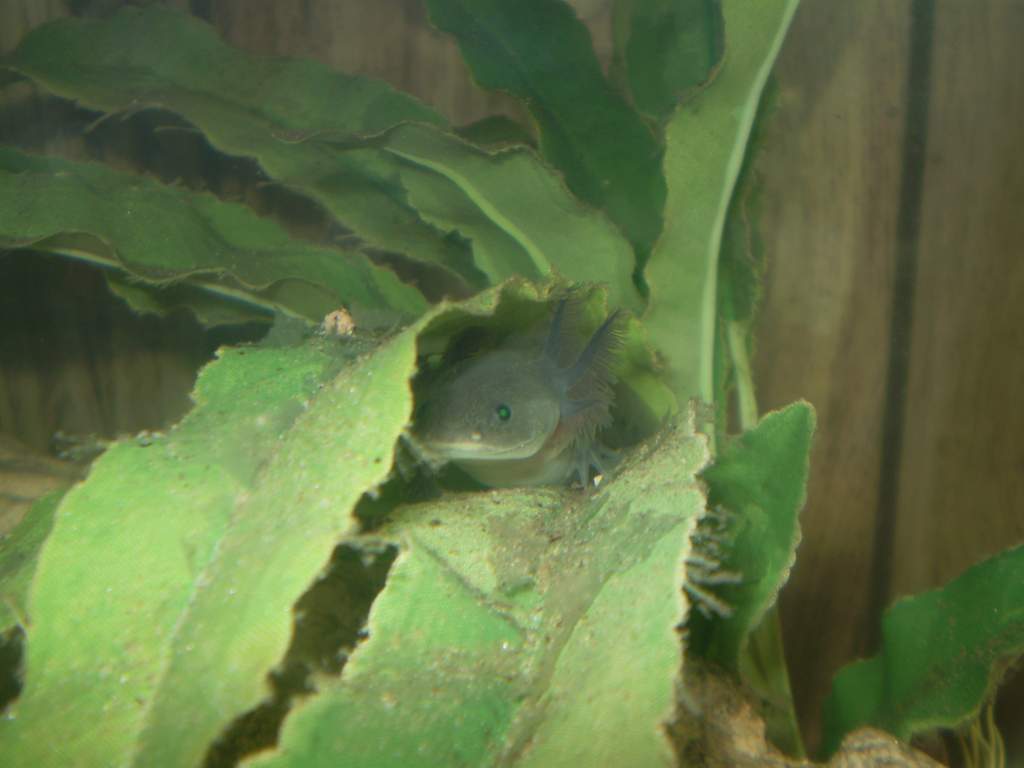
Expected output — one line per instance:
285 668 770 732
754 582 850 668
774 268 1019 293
425 0 666 258
104 273 273 328
455 114 537 149
5 6 479 287
366 123 642 312
0 148 427 327
822 544 1024 756
613 0 725 120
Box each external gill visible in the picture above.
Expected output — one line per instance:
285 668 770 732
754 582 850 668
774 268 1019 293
544 300 624 486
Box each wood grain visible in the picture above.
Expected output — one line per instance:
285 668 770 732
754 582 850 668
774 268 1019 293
892 1 1024 755
207 0 528 126
752 0 912 749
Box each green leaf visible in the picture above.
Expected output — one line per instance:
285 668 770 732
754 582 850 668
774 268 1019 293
455 115 537 149
822 544 1024 756
0 328 420 766
689 401 814 668
105 273 274 328
613 0 725 121
4 6 480 288
0 492 63 634
425 0 666 258
712 77 779 437
248 416 709 768
0 148 427 327
643 0 799 407
366 123 642 313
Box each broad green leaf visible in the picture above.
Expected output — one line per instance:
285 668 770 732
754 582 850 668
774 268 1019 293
398 163 543 286
4 6 480 288
367 123 642 312
613 0 725 121
425 0 666 258
822 544 1024 756
249 416 709 768
689 402 814 668
0 148 427 327
0 492 62 634
0 328 418 766
644 0 799 406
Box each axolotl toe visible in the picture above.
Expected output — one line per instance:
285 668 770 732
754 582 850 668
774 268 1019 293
412 301 622 488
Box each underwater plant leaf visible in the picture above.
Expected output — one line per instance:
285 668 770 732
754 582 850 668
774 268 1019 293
0 148 427 327
0 492 62 634
248 416 709 768
369 123 642 313
709 79 777 441
0 325 423 766
425 0 666 259
105 274 274 328
644 0 798 406
613 0 725 121
821 544 1024 757
688 402 814 666
455 114 537 149
4 5 481 288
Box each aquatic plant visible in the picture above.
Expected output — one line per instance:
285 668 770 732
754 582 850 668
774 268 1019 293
0 2 1019 766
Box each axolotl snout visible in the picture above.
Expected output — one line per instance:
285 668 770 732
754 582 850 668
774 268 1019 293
412 301 621 488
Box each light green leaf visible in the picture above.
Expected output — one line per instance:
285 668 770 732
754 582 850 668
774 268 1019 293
0 148 427 327
689 402 814 668
425 0 666 259
644 0 799 407
4 5 480 287
368 123 642 313
0 492 63 634
822 544 1024 756
613 0 725 121
248 416 709 768
0 329 418 766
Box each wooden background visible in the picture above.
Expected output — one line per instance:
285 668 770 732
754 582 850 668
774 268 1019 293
1 0 1022 757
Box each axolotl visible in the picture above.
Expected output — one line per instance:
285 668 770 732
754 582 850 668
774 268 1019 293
412 301 621 488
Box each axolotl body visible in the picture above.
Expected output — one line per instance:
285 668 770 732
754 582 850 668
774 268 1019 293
412 301 621 488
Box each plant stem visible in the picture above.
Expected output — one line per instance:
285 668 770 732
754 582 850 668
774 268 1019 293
728 318 806 758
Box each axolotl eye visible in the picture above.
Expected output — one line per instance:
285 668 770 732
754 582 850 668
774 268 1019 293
495 403 512 422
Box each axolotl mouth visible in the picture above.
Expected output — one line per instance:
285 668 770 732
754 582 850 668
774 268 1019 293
418 433 547 462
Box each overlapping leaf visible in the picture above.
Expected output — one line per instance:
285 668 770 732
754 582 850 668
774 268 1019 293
3 6 481 288
426 0 666 259
0 148 427 327
0 327 419 766
644 0 799 406
613 0 725 121
0 492 62 634
249 416 709 768
822 544 1024 756
367 123 643 313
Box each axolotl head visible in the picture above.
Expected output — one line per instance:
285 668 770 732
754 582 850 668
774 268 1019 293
412 301 621 486
414 348 562 461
